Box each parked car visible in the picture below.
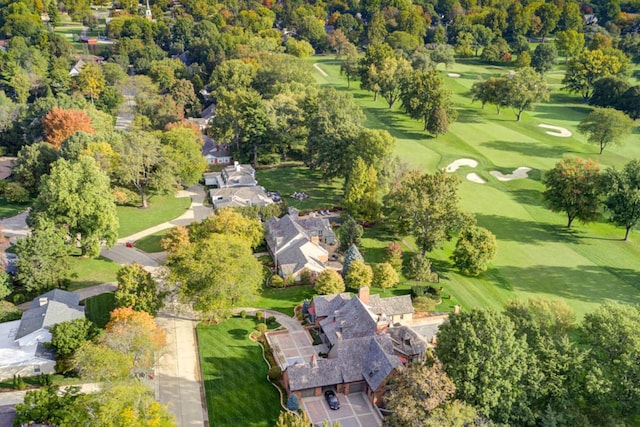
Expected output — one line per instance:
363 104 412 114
324 390 340 410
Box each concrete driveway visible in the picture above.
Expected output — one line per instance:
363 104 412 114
302 392 382 427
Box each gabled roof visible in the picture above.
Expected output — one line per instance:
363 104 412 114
201 136 231 158
201 103 216 120
363 336 400 390
287 358 343 390
312 293 351 318
387 325 427 358
368 294 414 316
16 290 84 340
320 297 377 346
209 187 273 209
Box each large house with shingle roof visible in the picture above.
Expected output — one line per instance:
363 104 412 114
0 290 85 380
283 287 426 405
265 214 331 280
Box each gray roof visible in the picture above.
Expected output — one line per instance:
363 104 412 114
297 217 336 242
265 215 327 276
220 163 256 187
387 325 428 358
312 293 351 318
201 103 216 120
363 336 400 390
287 358 343 391
288 335 400 392
16 290 84 340
201 136 231 158
320 297 377 346
368 294 414 316
209 187 273 209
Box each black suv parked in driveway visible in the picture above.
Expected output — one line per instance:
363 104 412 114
324 390 340 410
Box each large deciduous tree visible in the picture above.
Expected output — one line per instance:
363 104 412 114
345 259 373 290
12 141 60 195
115 263 164 315
399 69 456 133
563 49 623 100
14 225 72 293
160 127 206 186
542 157 602 228
189 209 264 250
577 108 633 154
506 67 549 121
531 43 558 74
436 309 534 425
385 361 456 426
42 107 95 149
555 30 585 63
589 77 630 108
581 303 640 421
306 88 364 179
602 160 640 241
165 233 263 321
451 225 497 276
337 217 363 252
372 262 399 289
114 131 176 208
343 157 380 222
384 171 466 255
29 156 118 257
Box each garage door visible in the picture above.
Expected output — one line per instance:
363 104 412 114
301 388 316 398
350 383 364 393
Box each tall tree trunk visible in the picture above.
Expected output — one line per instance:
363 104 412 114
567 216 574 228
347 75 351 89
599 143 605 155
516 109 523 121
253 143 258 169
141 190 148 209
624 226 631 241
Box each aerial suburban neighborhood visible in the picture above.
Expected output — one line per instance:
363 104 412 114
0 0 639 426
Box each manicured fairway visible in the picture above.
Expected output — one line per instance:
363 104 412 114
197 318 280 427
311 57 640 318
116 193 191 238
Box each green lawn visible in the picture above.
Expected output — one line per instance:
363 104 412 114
0 198 29 219
311 57 640 319
256 167 343 211
116 193 191 238
67 255 120 291
197 318 280 427
84 292 115 328
253 284 315 317
134 230 167 253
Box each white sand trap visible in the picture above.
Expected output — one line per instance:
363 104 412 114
445 158 478 172
313 63 328 77
538 124 572 137
447 73 461 78
466 172 486 184
490 167 532 181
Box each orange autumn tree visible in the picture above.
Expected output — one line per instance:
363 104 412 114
42 107 95 149
104 307 167 378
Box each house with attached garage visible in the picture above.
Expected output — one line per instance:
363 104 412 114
201 136 232 166
282 287 427 405
0 289 85 380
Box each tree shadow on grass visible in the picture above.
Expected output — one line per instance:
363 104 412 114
454 107 487 124
482 140 568 159
509 188 544 207
498 264 640 305
227 329 249 340
475 213 583 244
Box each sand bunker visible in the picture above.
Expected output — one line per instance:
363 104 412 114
445 158 478 172
490 167 532 181
447 73 461 78
466 173 486 184
538 124 572 137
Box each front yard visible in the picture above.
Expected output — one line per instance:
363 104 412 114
197 318 281 427
116 193 191 238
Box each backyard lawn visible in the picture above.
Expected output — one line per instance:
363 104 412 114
83 292 115 328
197 318 280 427
256 167 343 211
253 284 315 317
0 198 29 219
116 193 191 238
310 57 640 318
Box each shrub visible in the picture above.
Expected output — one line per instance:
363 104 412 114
314 270 345 295
286 394 300 411
284 275 296 287
345 260 373 290
257 153 281 166
405 254 438 282
255 323 267 333
38 373 52 386
385 242 403 271
255 311 264 321
266 316 276 325
3 182 30 203
270 275 285 288
240 310 247 319
268 366 282 381
0 301 22 323
413 296 438 312
13 375 26 390
299 269 312 286
111 186 138 206
411 286 440 298
372 263 399 290
12 293 25 305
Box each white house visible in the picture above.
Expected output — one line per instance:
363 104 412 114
0 290 85 380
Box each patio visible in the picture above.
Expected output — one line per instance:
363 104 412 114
302 392 382 427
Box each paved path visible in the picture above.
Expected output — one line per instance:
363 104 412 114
237 308 304 333
0 209 29 240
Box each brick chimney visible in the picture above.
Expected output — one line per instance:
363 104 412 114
310 235 319 246
311 354 318 368
38 297 48 307
358 286 370 304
